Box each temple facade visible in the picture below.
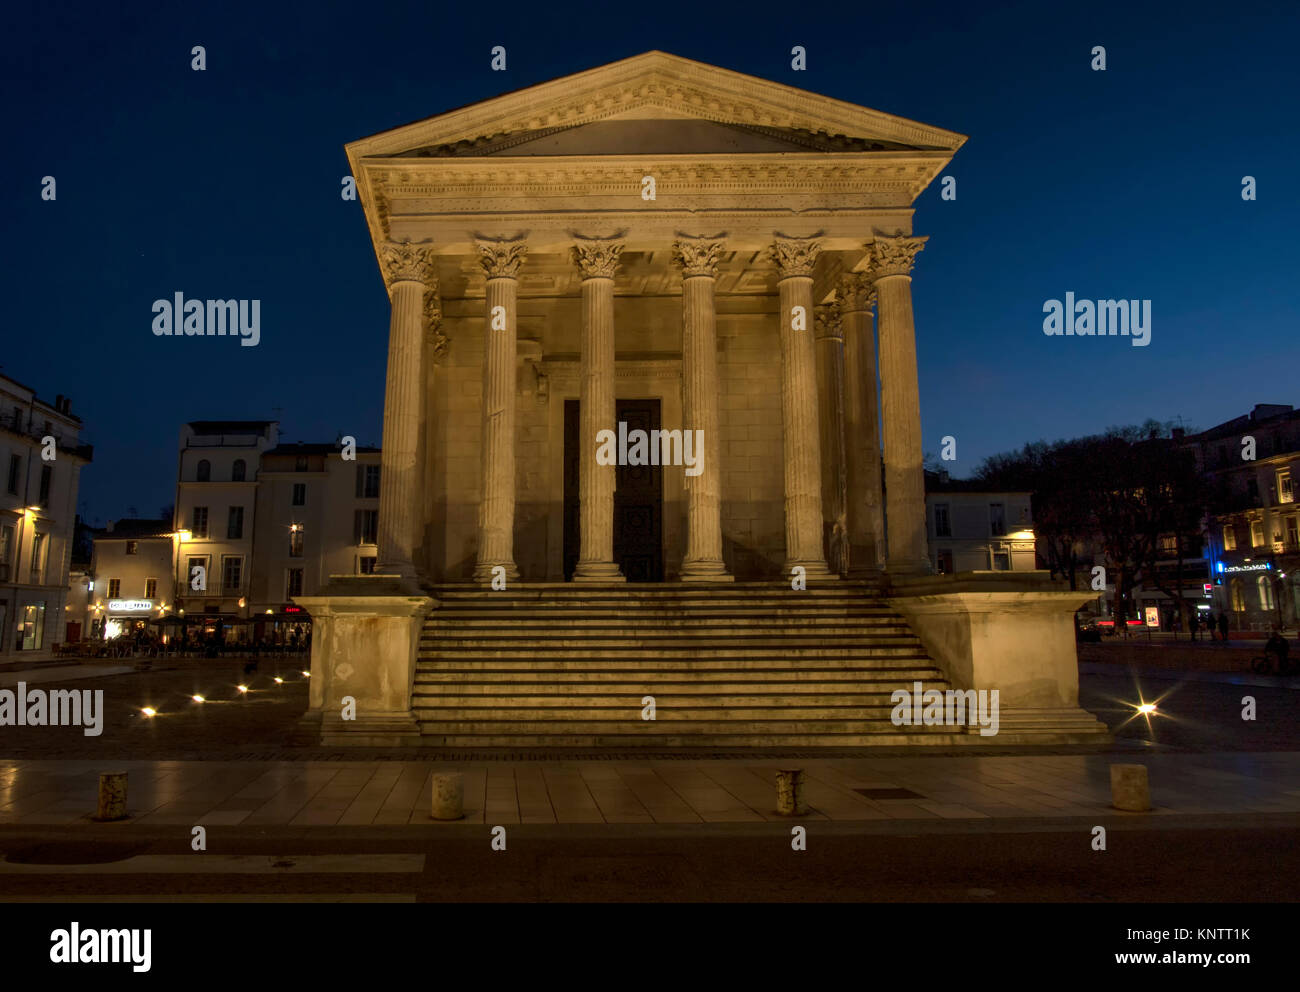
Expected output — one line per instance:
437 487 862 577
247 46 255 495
346 51 958 584
296 53 1107 747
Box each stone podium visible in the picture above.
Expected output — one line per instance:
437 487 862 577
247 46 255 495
886 571 1110 743
294 575 434 746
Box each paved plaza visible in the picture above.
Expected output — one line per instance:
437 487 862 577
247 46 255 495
2 750 1297 828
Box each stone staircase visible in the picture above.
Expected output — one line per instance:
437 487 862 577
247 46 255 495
412 582 974 746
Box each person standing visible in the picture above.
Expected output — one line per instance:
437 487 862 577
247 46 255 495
1218 611 1230 644
1189 611 1200 642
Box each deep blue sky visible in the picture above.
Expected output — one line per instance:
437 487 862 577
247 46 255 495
4 0 1297 524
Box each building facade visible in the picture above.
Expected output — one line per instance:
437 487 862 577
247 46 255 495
171 421 277 639
249 442 381 636
1190 404 1300 631
926 472 1036 574
89 519 176 640
0 373 92 659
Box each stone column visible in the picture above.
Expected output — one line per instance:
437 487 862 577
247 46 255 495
770 237 833 579
376 241 436 576
839 273 885 575
814 304 848 575
473 238 527 582
572 237 626 582
673 237 732 581
871 234 929 574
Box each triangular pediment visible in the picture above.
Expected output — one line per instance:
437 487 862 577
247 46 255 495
396 116 921 157
347 51 966 162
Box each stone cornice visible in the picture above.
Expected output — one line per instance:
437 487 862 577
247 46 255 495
571 237 625 279
379 241 437 288
671 237 725 278
869 234 927 279
769 236 822 278
476 237 528 279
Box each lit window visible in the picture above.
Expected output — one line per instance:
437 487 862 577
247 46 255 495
1251 520 1265 547
1223 525 1236 551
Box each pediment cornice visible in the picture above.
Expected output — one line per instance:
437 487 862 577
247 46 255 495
346 52 966 163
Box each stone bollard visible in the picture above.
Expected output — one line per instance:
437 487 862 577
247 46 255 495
94 771 128 821
1110 763 1151 812
430 772 465 821
775 768 808 816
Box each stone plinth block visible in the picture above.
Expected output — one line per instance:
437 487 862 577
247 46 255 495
431 773 465 820
887 571 1110 743
775 768 808 815
1110 764 1151 811
294 576 435 746
94 771 128 821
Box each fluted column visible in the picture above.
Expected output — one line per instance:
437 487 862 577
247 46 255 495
770 237 833 579
572 237 626 582
376 241 436 576
473 238 526 581
673 237 732 581
838 273 884 575
814 304 848 575
871 234 929 573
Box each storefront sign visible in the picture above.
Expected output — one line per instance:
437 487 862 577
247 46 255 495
107 599 154 612
1220 563 1271 573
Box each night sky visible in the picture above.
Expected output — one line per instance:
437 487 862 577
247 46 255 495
4 0 1297 525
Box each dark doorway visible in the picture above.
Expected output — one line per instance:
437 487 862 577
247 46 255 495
563 398 664 581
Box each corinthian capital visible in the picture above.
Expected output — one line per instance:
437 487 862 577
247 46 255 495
814 304 843 342
571 237 625 279
836 272 877 315
671 237 725 278
379 241 437 288
768 236 822 278
477 237 528 279
869 234 927 279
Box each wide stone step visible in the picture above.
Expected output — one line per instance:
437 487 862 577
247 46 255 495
412 694 931 709
430 598 890 612
410 731 967 747
412 718 957 735
416 702 935 717
413 668 945 685
426 616 911 630
421 639 920 655
411 685 936 700
423 629 915 644
418 647 930 664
